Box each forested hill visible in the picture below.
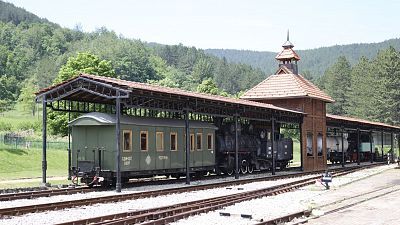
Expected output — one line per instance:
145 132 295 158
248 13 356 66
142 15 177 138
0 1 51 25
0 0 264 115
205 38 400 77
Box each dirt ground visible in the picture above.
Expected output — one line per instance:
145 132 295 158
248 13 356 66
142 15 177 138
303 167 400 225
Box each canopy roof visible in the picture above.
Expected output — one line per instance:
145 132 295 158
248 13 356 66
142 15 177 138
35 73 305 123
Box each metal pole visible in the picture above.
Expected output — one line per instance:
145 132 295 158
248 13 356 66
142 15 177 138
357 128 360 165
115 94 121 192
299 121 303 171
381 131 384 162
271 116 276 175
42 96 47 185
234 114 239 179
370 131 373 163
185 109 190 185
68 101 72 180
341 126 345 168
391 132 394 162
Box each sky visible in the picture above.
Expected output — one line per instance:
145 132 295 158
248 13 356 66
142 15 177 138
6 0 400 52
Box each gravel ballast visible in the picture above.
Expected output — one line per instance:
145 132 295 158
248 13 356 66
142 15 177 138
0 164 395 225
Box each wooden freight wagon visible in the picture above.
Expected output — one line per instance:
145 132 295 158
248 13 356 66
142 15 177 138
69 112 217 184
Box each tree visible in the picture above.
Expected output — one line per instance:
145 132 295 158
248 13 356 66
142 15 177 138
17 78 38 115
345 57 377 120
323 56 352 115
372 47 400 125
197 78 228 96
54 52 115 83
49 52 116 136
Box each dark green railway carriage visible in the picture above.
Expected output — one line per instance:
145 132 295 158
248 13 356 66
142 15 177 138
70 112 217 184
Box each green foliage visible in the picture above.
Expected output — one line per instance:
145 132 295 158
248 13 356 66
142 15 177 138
197 78 229 96
0 1 49 25
324 46 400 126
322 56 352 115
0 121 12 131
55 52 115 83
49 52 116 136
17 78 39 114
206 38 400 78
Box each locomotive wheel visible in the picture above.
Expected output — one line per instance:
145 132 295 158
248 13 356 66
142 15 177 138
227 168 234 176
240 160 248 174
247 164 254 174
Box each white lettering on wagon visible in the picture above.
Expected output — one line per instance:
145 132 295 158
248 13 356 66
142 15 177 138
122 156 132 166
158 156 168 160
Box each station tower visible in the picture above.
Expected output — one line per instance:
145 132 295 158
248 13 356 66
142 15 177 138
241 32 334 171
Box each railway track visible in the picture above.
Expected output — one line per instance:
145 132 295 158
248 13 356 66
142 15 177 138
0 164 370 221
0 163 380 202
0 187 92 202
54 169 358 225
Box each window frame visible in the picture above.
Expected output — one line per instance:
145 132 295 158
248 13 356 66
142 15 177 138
140 131 148 151
317 133 323 156
170 132 178 151
156 131 164 152
122 130 132 152
207 133 214 150
306 132 314 157
196 133 203 151
190 134 195 151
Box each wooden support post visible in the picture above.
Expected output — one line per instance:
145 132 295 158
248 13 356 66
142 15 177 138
381 131 384 162
185 109 190 185
68 101 71 180
234 114 239 179
341 126 345 168
357 128 360 165
391 132 394 162
115 93 121 192
271 116 276 175
370 131 373 163
42 96 47 185
299 121 303 171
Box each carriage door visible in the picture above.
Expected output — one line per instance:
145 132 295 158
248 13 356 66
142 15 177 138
85 126 99 169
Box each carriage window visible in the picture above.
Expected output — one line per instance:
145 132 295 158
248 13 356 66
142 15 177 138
123 130 132 152
317 133 323 156
306 132 313 156
170 132 177 151
190 134 195 151
140 131 148 151
156 132 164 151
196 133 202 150
207 134 213 150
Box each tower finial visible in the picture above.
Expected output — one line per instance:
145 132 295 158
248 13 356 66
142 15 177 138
287 29 289 41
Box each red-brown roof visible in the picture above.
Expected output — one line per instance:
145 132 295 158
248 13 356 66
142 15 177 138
326 114 400 130
241 73 335 102
275 48 301 61
36 73 305 115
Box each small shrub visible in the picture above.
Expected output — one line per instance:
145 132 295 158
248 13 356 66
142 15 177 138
0 121 12 131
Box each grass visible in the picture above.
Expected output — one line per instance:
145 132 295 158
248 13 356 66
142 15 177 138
0 178 69 189
0 143 68 181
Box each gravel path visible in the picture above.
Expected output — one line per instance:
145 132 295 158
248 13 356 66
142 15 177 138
171 164 397 225
0 164 394 225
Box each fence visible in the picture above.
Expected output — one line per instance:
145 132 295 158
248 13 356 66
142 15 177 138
0 134 68 150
